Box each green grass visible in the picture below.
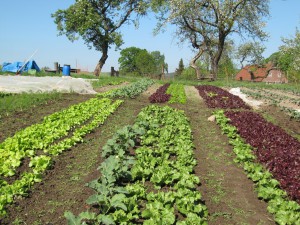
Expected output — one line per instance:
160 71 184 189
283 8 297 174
0 92 62 117
169 77 300 93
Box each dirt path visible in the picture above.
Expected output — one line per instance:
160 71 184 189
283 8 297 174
184 85 203 102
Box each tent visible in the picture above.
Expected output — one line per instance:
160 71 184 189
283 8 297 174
1 60 40 73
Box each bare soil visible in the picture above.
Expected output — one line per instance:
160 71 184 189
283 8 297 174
1 85 299 224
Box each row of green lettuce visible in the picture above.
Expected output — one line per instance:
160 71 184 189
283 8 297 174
65 105 208 224
97 79 154 98
0 97 123 217
166 83 187 104
214 110 300 225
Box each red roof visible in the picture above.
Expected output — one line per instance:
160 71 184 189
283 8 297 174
236 64 274 82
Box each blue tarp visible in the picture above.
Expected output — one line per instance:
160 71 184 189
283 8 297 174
1 60 40 73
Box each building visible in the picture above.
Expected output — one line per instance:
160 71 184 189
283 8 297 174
235 64 288 83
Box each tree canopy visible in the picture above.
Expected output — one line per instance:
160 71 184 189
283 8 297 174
118 47 166 77
175 58 184 76
154 0 270 80
269 28 300 82
52 0 146 76
236 42 266 68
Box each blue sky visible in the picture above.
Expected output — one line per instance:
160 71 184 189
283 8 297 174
0 0 299 73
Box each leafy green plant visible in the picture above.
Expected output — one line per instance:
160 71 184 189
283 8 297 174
166 83 187 104
0 98 123 218
97 79 154 98
65 105 208 224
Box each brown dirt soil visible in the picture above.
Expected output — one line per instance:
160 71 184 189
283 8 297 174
2 84 299 224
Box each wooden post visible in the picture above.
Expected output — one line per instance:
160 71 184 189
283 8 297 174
111 67 115 76
54 62 59 74
161 64 165 80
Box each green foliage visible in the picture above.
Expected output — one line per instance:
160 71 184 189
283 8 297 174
135 50 156 76
97 79 154 98
236 41 266 67
265 28 300 82
166 83 187 103
175 58 185 76
118 47 165 76
217 52 238 79
52 0 146 75
118 47 144 74
66 105 208 224
52 0 142 51
150 50 166 74
180 67 198 80
91 76 129 88
0 98 122 217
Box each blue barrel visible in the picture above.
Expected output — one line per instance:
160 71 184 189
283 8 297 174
62 65 71 76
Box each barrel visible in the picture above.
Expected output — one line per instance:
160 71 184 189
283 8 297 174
62 65 71 76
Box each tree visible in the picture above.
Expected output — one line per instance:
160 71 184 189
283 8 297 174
52 0 145 76
279 28 300 71
236 42 266 68
155 0 269 80
118 47 165 76
265 51 281 67
277 28 300 82
118 47 144 74
218 41 236 78
175 58 184 76
150 51 166 75
135 50 156 76
164 63 169 74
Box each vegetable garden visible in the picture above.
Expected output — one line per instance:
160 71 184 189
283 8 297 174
0 78 299 225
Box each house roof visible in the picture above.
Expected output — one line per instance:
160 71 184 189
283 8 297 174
236 63 273 81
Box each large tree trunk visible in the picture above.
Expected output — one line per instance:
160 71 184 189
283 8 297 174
210 36 226 81
93 44 108 76
211 59 218 81
190 49 204 79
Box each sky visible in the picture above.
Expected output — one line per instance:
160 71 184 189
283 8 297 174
0 0 300 73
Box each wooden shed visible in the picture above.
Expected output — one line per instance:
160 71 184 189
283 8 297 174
235 64 288 83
